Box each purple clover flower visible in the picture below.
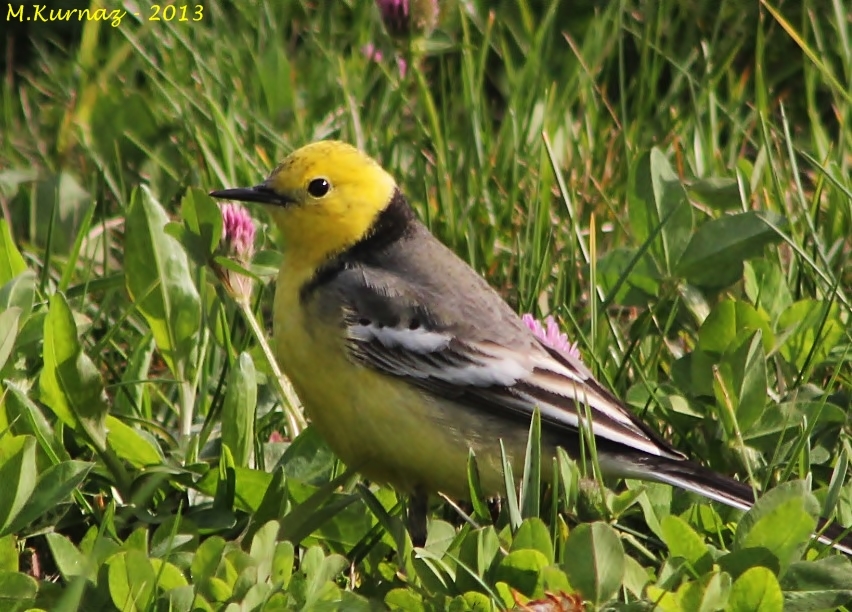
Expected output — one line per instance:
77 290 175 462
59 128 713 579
375 0 410 36
374 0 439 37
221 202 255 260
522 314 582 360
218 203 256 303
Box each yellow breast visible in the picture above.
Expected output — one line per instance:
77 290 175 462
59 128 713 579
271 263 526 497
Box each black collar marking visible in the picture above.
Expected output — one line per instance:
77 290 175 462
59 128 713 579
299 188 415 302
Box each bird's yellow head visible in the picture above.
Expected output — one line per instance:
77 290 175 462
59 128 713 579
210 140 397 272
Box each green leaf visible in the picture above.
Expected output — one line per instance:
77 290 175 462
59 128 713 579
728 566 783 612
671 347 719 398
273 425 336 485
595 247 661 307
677 571 732 612
740 400 845 445
562 522 624 605
718 547 780 581
38 293 108 450
645 584 680 611
2 381 70 464
424 519 457 554
493 581 516 609
494 549 550 598
713 331 767 436
112 333 155 417
458 590 495 611
777 300 844 370
698 299 772 355
105 416 164 468
735 480 818 569
211 255 260 282
0 571 37 612
685 176 743 211
455 526 501 594
150 516 199 563
301 545 348 607
0 270 35 321
272 540 295 588
205 576 233 603
44 532 93 580
781 556 852 611
628 148 694 274
215 444 237 513
731 331 767 434
500 440 522 531
240 583 274 610
0 536 15 572
0 220 26 286
743 259 792 322
557 448 579 513
0 436 36 535
622 554 652 597
675 211 784 288
0 459 91 536
204 291 230 350
520 407 541 519
677 281 712 325
249 520 279 584
610 484 646 518
466 449 491 524
386 588 425 611
660 515 712 573
629 480 670 540
242 467 287 546
123 527 150 555
124 186 201 376
149 558 188 591
31 171 90 254
79 526 121 570
178 188 224 265
250 249 283 278
221 351 257 467
161 585 202 612
511 518 553 561
0 307 21 372
107 550 156 612
191 536 227 582
194 465 272 513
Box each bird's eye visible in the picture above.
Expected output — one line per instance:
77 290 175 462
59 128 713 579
307 178 331 198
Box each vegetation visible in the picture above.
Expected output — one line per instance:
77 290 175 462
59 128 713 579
1 0 850 609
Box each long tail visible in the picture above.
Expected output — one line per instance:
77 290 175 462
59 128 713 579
628 455 852 555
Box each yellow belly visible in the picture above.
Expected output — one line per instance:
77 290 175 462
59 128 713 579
272 273 528 498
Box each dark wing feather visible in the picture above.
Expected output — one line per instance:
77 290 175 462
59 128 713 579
320 265 685 460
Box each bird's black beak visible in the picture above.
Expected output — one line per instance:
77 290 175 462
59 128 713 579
209 184 293 207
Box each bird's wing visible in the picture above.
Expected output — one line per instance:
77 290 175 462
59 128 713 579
325 265 685 461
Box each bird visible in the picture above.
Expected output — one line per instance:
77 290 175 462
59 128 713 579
210 140 851 554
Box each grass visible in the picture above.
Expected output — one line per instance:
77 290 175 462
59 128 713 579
0 0 851 610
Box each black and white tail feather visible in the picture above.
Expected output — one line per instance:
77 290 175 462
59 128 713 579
327 222 852 554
